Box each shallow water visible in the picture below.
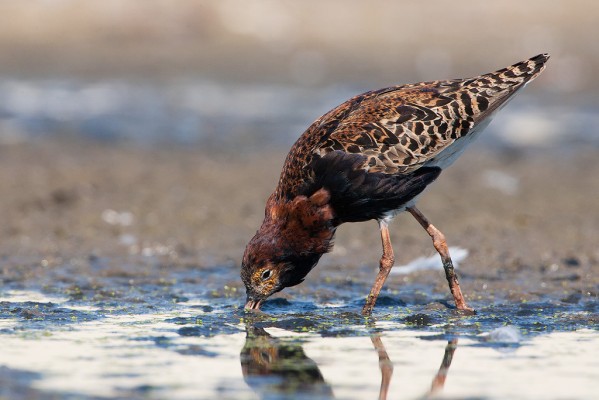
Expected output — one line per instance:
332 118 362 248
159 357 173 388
0 280 597 400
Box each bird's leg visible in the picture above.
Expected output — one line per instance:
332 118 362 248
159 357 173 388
362 220 395 315
407 207 473 312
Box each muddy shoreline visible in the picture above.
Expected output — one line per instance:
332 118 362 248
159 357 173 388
0 138 597 309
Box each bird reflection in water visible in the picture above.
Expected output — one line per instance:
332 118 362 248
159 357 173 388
240 321 457 400
240 323 334 399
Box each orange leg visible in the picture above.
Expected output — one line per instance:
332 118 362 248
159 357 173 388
362 220 395 315
407 207 474 312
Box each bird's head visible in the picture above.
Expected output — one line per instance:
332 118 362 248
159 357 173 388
241 234 321 310
241 189 336 311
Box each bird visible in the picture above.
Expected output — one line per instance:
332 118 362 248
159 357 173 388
241 54 549 315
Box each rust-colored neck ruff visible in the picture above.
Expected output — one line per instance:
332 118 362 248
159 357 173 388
259 189 336 258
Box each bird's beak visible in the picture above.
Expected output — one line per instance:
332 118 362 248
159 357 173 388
244 297 263 311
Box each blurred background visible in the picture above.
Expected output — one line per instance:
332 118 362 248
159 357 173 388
0 0 597 269
0 0 597 147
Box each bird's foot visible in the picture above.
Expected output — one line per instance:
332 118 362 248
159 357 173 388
455 304 476 316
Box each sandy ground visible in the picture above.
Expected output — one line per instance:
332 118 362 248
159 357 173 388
0 138 597 307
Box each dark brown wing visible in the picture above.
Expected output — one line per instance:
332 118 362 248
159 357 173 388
304 150 442 223
276 54 549 200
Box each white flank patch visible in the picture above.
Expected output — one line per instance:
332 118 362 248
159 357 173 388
390 247 469 275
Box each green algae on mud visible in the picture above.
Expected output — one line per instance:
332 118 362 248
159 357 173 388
1 249 597 339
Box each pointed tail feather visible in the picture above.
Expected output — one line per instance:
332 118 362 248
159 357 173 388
461 53 550 124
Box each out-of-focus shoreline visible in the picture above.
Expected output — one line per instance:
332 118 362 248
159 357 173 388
0 80 597 152
0 0 596 94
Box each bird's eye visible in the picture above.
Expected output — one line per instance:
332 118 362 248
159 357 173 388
261 269 272 280
259 350 272 363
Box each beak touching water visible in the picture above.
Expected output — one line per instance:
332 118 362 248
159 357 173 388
244 297 263 311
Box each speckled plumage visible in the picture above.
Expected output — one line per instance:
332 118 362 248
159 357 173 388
242 54 549 314
276 54 549 200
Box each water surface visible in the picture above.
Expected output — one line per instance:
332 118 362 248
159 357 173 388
0 277 597 400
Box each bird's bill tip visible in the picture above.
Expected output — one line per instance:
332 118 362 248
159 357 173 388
244 298 263 311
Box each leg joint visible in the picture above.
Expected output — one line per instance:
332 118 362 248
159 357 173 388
380 253 395 270
432 237 448 251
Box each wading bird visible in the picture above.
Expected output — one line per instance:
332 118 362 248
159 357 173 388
242 54 549 315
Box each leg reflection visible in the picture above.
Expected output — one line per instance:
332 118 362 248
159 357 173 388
370 334 394 400
240 322 334 399
429 339 458 396
369 332 459 399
